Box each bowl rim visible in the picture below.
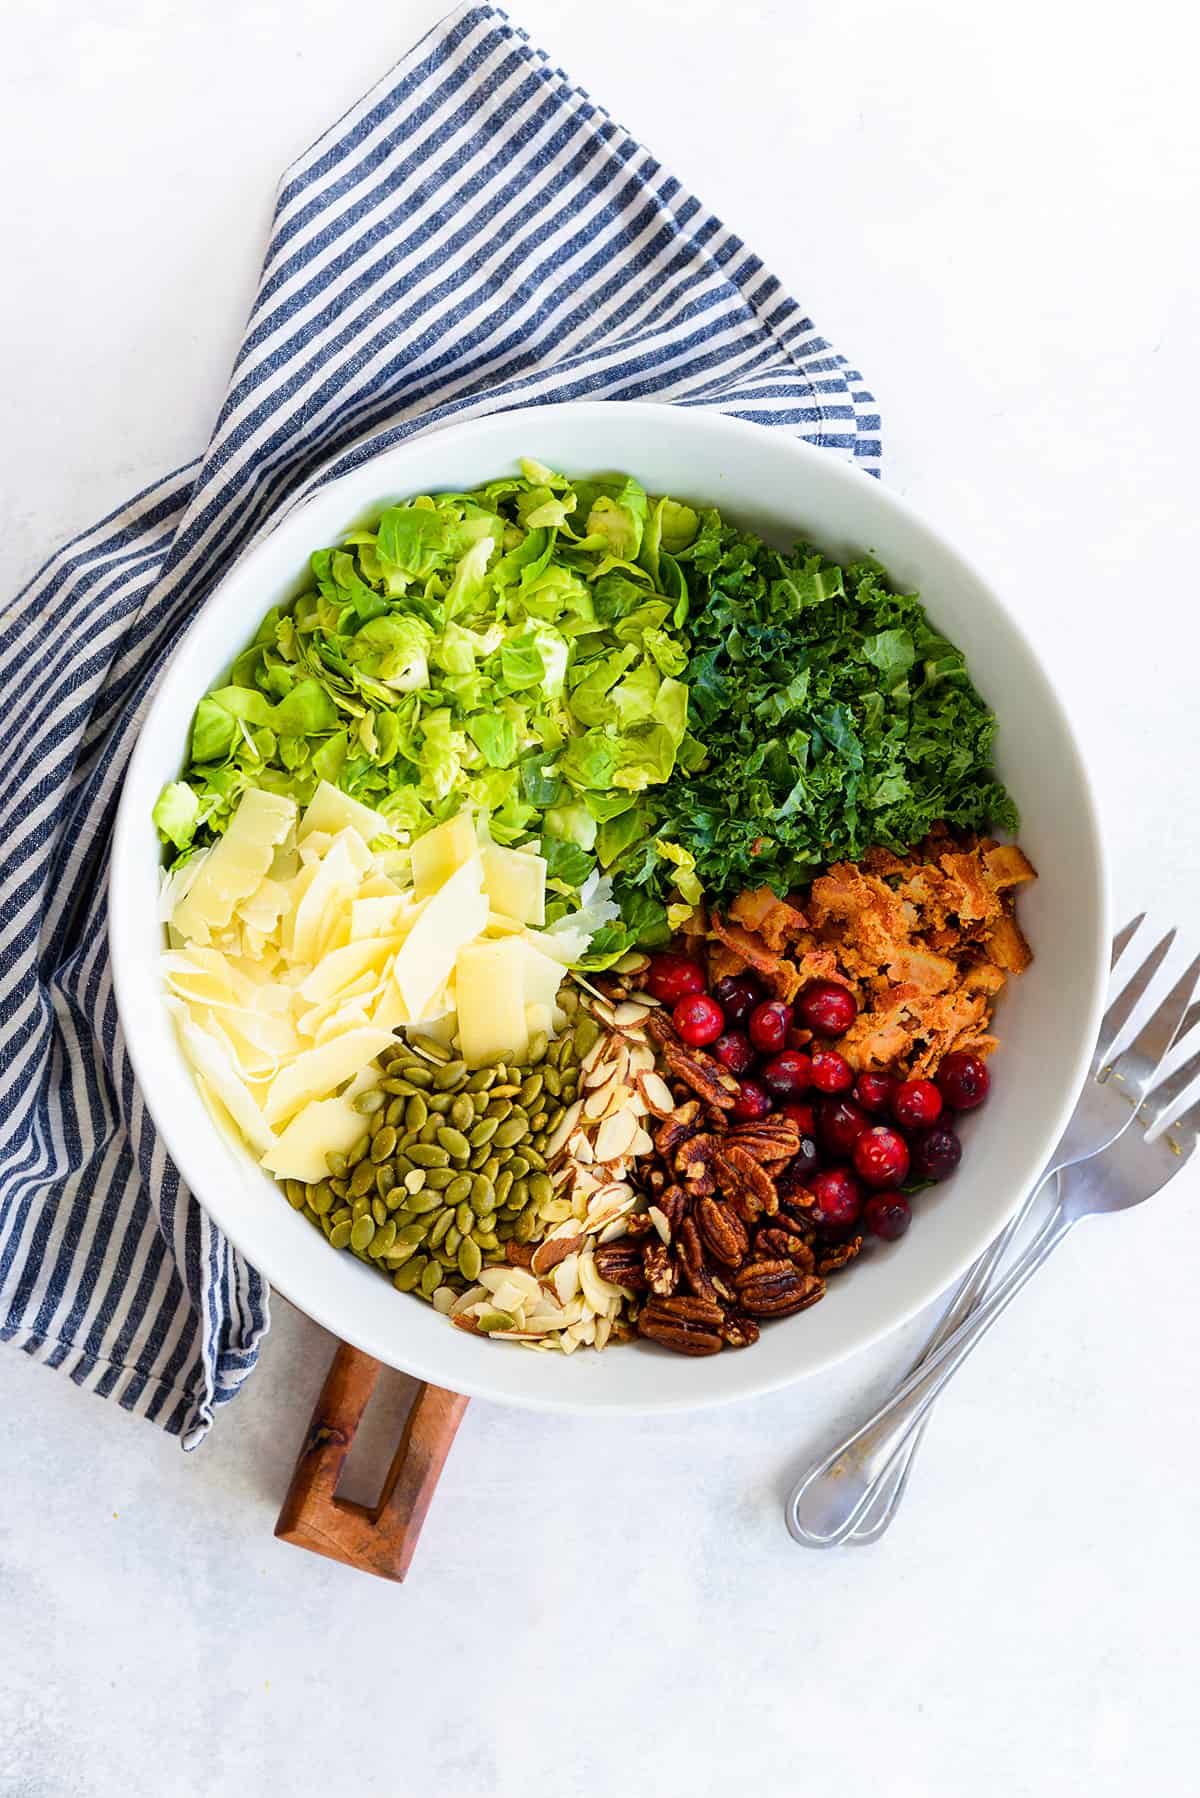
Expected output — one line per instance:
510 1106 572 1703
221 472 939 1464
109 399 1109 1414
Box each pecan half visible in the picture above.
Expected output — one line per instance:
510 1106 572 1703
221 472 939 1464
654 1100 702 1157
637 1295 725 1356
816 1234 864 1275
776 1165 816 1209
674 1132 719 1195
657 1183 688 1230
724 1121 802 1162
697 1195 750 1268
676 1216 721 1304
643 1240 679 1297
719 1311 761 1350
733 1259 825 1319
755 1227 816 1273
593 1240 648 1293
714 1143 779 1219
660 1038 740 1109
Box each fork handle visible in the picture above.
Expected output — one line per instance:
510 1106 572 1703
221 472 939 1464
786 1202 1077 1545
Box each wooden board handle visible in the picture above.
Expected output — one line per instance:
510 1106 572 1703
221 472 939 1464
275 1341 469 1582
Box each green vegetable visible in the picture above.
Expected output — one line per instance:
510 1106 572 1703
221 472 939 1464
155 463 694 885
617 518 1017 910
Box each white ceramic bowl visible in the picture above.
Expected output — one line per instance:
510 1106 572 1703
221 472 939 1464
110 402 1108 1413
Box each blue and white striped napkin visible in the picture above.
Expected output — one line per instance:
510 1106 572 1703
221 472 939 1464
0 2 880 1446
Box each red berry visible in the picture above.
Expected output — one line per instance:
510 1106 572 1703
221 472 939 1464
854 1071 897 1115
779 1100 816 1136
911 1125 962 1181
712 1030 755 1075
892 1078 943 1131
673 993 725 1047
853 1126 910 1189
936 1051 990 1111
791 1135 822 1181
748 1000 792 1054
644 952 706 1004
808 1167 863 1229
810 1048 853 1094
711 973 764 1027
761 1050 813 1097
817 1097 869 1157
730 1078 772 1121
795 980 858 1037
864 1192 911 1241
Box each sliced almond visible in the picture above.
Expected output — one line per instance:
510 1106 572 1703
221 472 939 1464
613 950 651 976
544 1098 582 1159
583 1069 622 1115
553 1252 581 1306
628 989 662 1008
629 1126 655 1158
579 1249 624 1311
627 1043 657 1074
585 1181 637 1232
449 1284 488 1316
594 1313 613 1350
580 1038 607 1076
567 1129 594 1164
596 1217 630 1244
636 1070 676 1117
612 1000 651 1027
648 1204 672 1245
594 1109 638 1162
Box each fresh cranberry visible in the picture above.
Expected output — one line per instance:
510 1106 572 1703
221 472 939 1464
712 1030 755 1075
673 993 725 1047
810 1048 853 1094
936 1051 990 1111
747 1000 791 1054
644 952 706 1004
712 973 764 1027
808 1167 863 1229
761 1049 813 1097
892 1078 943 1131
791 1135 822 1181
779 1100 816 1136
795 980 858 1038
853 1126 910 1189
854 1071 897 1115
730 1077 772 1121
911 1124 962 1182
817 1097 869 1157
864 1192 912 1241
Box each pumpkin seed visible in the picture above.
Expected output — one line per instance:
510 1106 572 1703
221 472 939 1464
528 1171 554 1206
347 1134 371 1167
480 1155 502 1183
372 1220 397 1258
445 1172 473 1206
419 1260 443 1297
406 1186 442 1213
573 1016 601 1060
421 1166 455 1191
493 1169 514 1207
457 1237 483 1282
455 1201 476 1235
427 1092 453 1115
433 1060 468 1091
474 1229 499 1253
429 1211 453 1249
404 1094 428 1132
284 1181 306 1211
437 1126 471 1160
350 1215 376 1253
349 1161 376 1197
384 1096 405 1128
443 1224 462 1257
466 1068 498 1092
410 1034 451 1063
507 1155 530 1180
471 1173 495 1208
522 1146 547 1171
371 1125 397 1162
393 1257 426 1292
513 1207 536 1243
529 1109 548 1132
325 1151 348 1177
468 1117 500 1148
519 1073 544 1108
449 1094 475 1131
559 986 579 1016
408 1142 450 1168
395 1222 429 1250
329 1219 353 1250
542 1065 562 1098
381 1077 420 1097
493 1117 528 1149
486 1098 514 1123
526 1030 549 1064
371 1196 388 1225
404 1168 426 1194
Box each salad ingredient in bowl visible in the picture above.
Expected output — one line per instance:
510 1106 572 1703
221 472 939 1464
154 459 1035 1360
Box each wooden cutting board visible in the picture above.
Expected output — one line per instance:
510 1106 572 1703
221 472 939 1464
275 1342 467 1581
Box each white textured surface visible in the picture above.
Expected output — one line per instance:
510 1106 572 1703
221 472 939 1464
2 1 1198 1793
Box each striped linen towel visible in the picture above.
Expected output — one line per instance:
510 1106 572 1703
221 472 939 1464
0 1 880 1447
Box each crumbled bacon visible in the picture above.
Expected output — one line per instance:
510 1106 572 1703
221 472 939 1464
705 830 1035 1078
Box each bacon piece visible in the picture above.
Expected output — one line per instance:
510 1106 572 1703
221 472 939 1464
709 910 781 978
729 886 808 951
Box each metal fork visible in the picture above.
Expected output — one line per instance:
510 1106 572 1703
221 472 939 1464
834 915 1168 1545
786 924 1200 1548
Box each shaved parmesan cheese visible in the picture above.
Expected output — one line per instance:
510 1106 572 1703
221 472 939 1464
456 938 529 1067
484 911 526 937
261 1093 374 1183
299 780 388 845
481 842 546 926
289 837 359 966
411 811 477 897
264 1027 396 1126
166 998 276 1154
393 854 487 1021
172 788 296 945
350 893 424 940
298 937 403 1005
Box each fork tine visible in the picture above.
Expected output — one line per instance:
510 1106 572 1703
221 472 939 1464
1145 1002 1200 1114
1107 953 1200 1095
1096 928 1177 1062
1146 1088 1200 1153
1111 914 1146 968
